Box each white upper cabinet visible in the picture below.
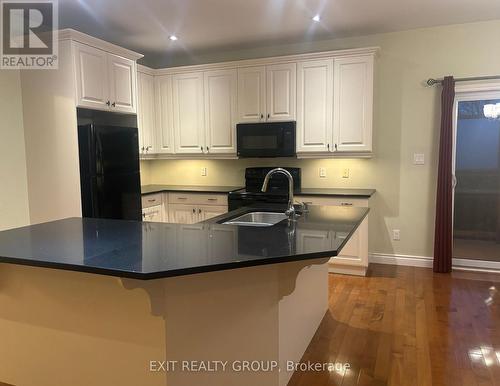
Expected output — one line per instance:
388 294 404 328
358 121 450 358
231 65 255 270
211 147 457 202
155 75 174 154
74 43 109 110
141 47 375 158
236 63 296 123
107 54 137 113
204 69 237 154
333 55 374 153
266 63 296 122
172 72 205 154
237 66 266 123
137 71 155 154
296 59 333 153
74 42 137 114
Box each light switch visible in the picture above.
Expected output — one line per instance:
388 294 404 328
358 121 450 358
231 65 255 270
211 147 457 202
201 167 207 176
342 168 350 178
319 167 326 178
413 153 425 165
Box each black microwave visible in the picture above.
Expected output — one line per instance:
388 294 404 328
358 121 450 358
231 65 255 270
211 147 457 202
236 121 296 158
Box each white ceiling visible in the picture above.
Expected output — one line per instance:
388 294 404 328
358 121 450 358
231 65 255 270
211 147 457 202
59 0 500 67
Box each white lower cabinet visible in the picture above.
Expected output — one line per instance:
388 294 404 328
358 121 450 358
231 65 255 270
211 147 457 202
142 205 163 222
169 204 198 224
140 192 228 224
297 195 370 276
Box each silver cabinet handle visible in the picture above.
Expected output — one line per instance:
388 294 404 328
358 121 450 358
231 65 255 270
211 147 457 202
200 146 204 153
206 146 209 152
327 144 330 151
267 113 270 119
207 198 217 201
177 197 187 200
334 144 338 151
260 114 264 119
106 101 110 106
340 202 353 206
198 209 202 214
111 102 116 107
192 208 196 213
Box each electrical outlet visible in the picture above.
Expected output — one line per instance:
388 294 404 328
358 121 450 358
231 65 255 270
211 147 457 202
392 229 400 241
342 168 350 178
413 153 425 165
201 167 207 177
319 167 327 178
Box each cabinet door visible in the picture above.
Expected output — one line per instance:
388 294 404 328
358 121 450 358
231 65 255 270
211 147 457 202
204 69 237 154
74 43 109 110
155 75 174 154
208 226 237 263
178 224 208 264
296 229 331 253
296 59 333 153
142 205 163 222
333 56 373 153
108 54 137 113
137 72 155 154
172 72 205 154
333 216 368 267
169 204 198 224
237 66 266 123
198 205 227 221
266 63 296 121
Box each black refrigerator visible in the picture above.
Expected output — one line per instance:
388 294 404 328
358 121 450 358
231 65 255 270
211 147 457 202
77 108 142 221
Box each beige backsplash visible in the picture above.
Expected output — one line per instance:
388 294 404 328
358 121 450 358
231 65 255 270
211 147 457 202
140 158 375 189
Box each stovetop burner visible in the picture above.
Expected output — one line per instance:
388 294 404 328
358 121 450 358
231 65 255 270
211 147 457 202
228 167 301 211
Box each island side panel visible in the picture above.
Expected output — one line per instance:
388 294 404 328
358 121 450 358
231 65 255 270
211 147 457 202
0 264 166 386
160 265 281 386
278 259 329 386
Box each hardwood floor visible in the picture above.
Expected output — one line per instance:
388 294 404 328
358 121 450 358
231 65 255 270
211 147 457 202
288 263 500 386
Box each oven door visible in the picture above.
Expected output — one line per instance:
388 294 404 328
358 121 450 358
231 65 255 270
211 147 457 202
236 121 295 158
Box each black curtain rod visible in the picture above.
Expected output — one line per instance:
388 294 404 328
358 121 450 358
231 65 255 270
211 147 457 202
427 75 500 86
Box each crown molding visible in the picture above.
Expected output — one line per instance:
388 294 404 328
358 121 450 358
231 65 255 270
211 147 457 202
148 46 379 75
58 29 143 61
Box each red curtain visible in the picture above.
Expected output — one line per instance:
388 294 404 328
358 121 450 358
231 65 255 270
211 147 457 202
433 76 455 273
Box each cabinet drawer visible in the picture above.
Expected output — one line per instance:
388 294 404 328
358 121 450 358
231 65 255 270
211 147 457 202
142 193 162 208
168 192 228 206
297 195 368 208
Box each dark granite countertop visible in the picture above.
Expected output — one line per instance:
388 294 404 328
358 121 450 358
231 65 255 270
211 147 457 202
0 205 368 280
295 188 375 197
141 185 243 195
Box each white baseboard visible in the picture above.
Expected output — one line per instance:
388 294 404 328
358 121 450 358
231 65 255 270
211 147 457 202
369 253 500 273
453 258 500 272
369 253 433 267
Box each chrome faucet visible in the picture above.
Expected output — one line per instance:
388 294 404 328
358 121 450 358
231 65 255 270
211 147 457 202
261 168 296 219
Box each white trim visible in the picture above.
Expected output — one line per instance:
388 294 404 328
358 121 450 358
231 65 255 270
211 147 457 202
137 64 155 76
152 47 379 75
369 253 500 273
58 29 144 61
369 253 433 267
453 258 500 271
455 80 500 94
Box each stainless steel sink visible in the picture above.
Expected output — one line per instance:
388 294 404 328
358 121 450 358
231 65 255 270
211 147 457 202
222 212 288 227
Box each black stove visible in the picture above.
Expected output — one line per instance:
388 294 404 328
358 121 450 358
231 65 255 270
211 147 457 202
228 167 301 211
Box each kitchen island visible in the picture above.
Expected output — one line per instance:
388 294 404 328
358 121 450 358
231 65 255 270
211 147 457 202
0 205 368 386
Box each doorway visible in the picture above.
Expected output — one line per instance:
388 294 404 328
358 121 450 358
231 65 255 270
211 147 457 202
453 90 500 266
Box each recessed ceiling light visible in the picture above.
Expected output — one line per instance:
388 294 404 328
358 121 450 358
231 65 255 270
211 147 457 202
169 35 178 41
312 15 321 22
